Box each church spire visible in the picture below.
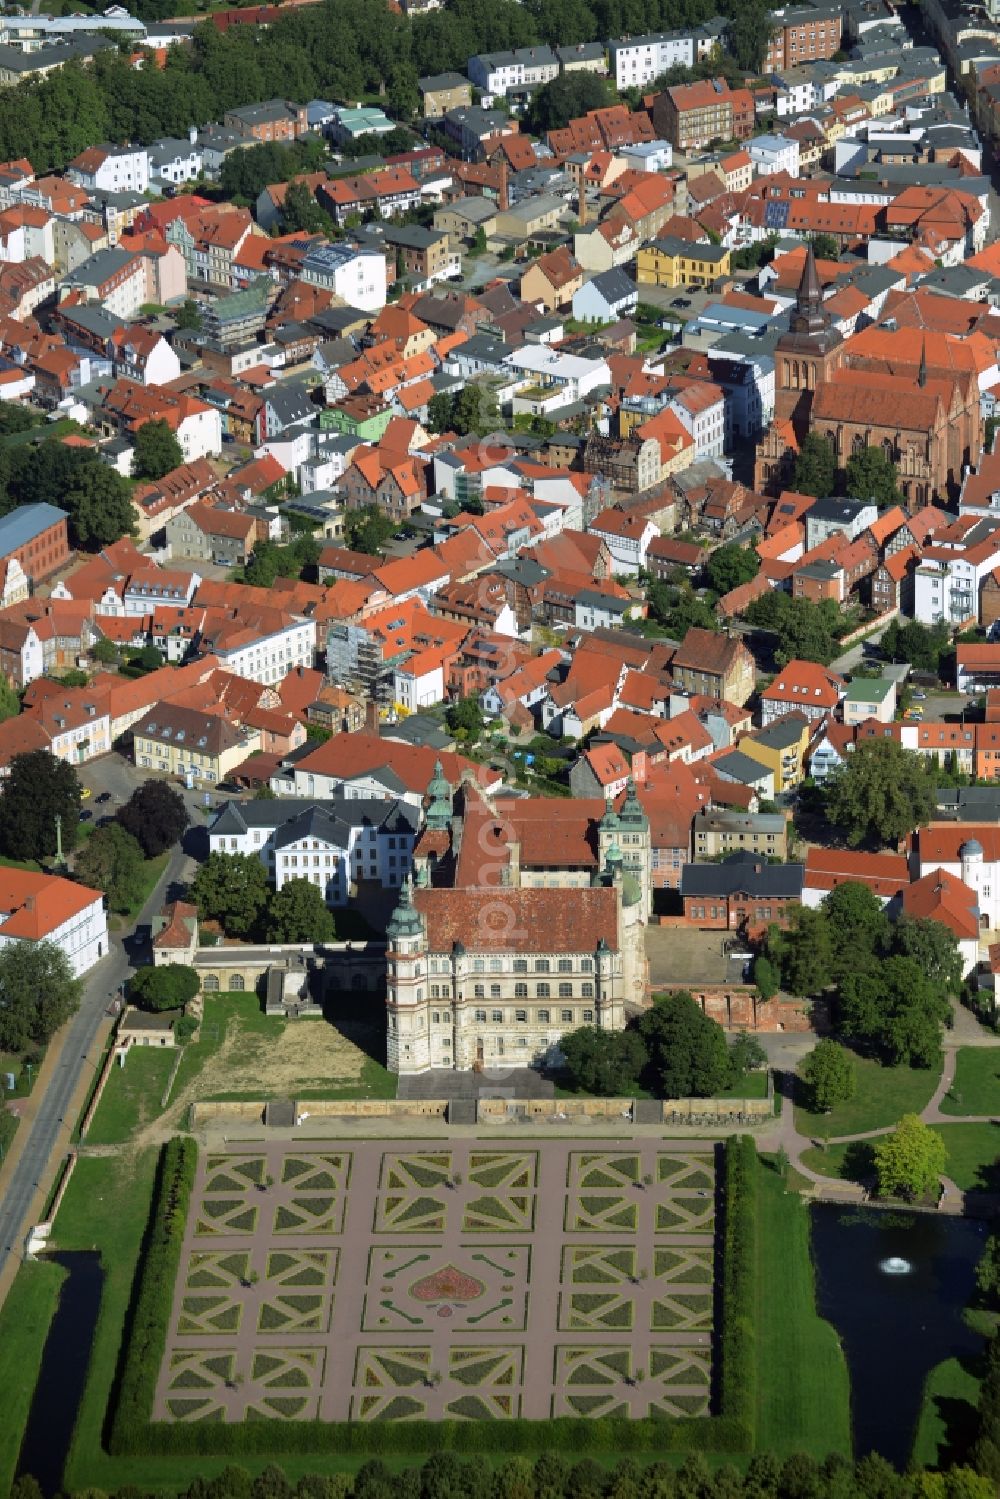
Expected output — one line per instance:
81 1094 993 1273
918 340 928 388
797 243 822 313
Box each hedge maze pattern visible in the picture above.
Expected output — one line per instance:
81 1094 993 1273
156 1142 716 1424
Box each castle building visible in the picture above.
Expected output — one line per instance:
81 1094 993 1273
386 772 653 1073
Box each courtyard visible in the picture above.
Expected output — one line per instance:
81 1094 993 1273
154 1139 717 1426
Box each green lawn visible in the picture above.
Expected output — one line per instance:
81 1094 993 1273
794 1052 941 1138
935 1122 1000 1192
939 1048 1000 1117
86 1047 177 1145
797 1142 862 1181
119 852 170 920
0 1259 66 1495
911 1356 982 1470
167 990 283 1107
755 1162 853 1459
717 1070 770 1100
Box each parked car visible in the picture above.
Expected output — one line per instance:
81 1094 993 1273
671 296 692 308
911 690 927 700
96 791 112 804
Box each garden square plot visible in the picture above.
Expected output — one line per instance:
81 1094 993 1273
154 1139 717 1426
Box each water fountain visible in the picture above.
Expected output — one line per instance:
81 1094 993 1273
879 1256 913 1275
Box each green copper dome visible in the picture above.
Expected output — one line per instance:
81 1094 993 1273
387 875 423 941
618 776 648 830
425 758 453 831
600 793 621 832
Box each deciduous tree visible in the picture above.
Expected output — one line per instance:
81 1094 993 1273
117 779 189 858
0 748 81 860
801 1038 857 1112
792 432 836 498
132 418 184 481
704 543 759 596
74 822 145 913
191 851 270 938
836 955 950 1067
558 1025 647 1095
873 1113 946 1200
638 991 731 1098
765 906 833 998
845 446 904 509
824 739 935 848
821 881 888 983
129 963 200 1012
0 939 80 1051
264 877 336 943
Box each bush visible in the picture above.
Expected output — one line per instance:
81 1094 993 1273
717 1135 758 1443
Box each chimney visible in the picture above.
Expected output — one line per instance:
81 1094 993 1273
578 179 587 228
498 155 509 212
366 699 380 733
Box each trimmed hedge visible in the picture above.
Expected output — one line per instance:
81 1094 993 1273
108 1138 760 1461
110 1136 197 1455
717 1134 759 1443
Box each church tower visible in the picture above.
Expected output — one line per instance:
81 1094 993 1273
773 245 844 434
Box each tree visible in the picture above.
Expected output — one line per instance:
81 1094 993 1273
117 779 189 857
873 1113 946 1200
792 433 836 498
837 955 950 1067
524 71 613 132
810 233 840 261
647 581 718 638
824 739 935 848
753 954 779 1001
704 543 760 596
264 877 336 943
173 298 203 332
977 1230 1000 1309
129 963 200 1012
90 637 120 665
0 748 81 860
881 618 950 674
821 882 888 983
445 695 484 740
765 906 833 998
801 1038 856 1111
638 991 731 1097
342 505 394 556
743 590 839 666
724 0 776 70
845 446 904 509
559 1025 647 1095
190 851 270 938
74 822 145 913
0 676 17 723
283 179 334 236
132 418 184 481
728 1031 767 1082
0 939 80 1051
891 915 963 996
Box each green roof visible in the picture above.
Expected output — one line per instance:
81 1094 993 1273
846 677 894 702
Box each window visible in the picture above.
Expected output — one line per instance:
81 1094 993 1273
583 1009 594 1023
559 982 572 998
474 1008 487 1022
558 958 572 972
535 959 550 973
513 958 528 973
490 984 501 999
536 982 550 998
582 982 594 998
515 1009 527 1023
489 957 502 972
561 1009 573 1023
515 982 528 997
432 1011 440 1025
231 974 245 991
492 1009 503 1023
473 958 485 973
203 974 219 991
581 958 593 972
474 984 485 998
538 1008 550 1023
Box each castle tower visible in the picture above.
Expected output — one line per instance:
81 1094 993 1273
616 777 652 922
772 244 844 435
424 759 453 831
385 876 429 1075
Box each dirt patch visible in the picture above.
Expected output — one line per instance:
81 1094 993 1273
135 1016 371 1149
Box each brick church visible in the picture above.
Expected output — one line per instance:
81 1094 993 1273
754 246 981 508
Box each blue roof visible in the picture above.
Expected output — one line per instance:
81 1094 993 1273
0 502 68 557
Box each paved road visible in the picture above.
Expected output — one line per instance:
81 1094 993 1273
0 839 189 1274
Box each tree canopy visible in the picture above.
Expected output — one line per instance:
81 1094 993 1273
342 505 395 557
132 418 184 481
264 877 336 943
880 618 951 675
743 591 840 666
74 822 145 913
0 749 81 861
427 385 500 438
129 963 200 1013
837 955 950 1068
558 1025 647 1095
445 696 484 741
117 779 189 858
801 1038 856 1111
0 442 135 549
704 543 760 596
845 446 904 509
638 991 732 1098
792 432 836 499
0 939 80 1052
524 70 614 132
190 851 270 938
724 0 775 70
823 739 935 849
873 1114 946 1200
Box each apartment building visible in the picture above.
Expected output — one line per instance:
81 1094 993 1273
764 4 843 71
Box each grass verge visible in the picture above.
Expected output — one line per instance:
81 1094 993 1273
0 1259 66 1495
86 1047 177 1145
939 1048 1000 1117
935 1123 1000 1193
756 1161 852 1459
793 1052 940 1138
911 1356 982 1470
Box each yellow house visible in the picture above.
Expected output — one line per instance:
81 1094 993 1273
519 246 584 313
637 234 731 289
738 713 811 793
132 703 257 785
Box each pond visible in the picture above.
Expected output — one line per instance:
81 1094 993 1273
17 1251 103 1498
810 1204 987 1469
